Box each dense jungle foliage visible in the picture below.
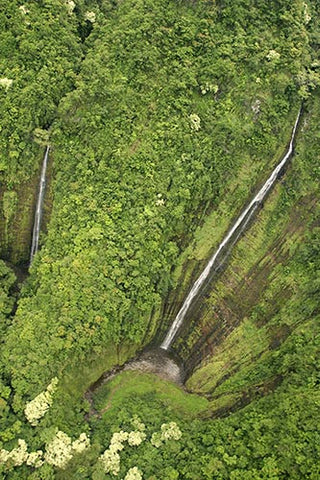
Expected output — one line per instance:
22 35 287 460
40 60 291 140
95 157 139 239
0 0 319 478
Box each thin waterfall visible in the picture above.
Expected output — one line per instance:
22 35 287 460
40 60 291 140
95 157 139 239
161 109 302 350
30 146 50 264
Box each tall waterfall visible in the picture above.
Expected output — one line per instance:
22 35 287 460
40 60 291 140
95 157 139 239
161 109 301 350
30 146 50 264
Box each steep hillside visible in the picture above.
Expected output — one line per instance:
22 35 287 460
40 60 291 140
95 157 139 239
0 0 86 263
4 0 316 398
59 95 319 480
181 97 319 415
0 1 319 479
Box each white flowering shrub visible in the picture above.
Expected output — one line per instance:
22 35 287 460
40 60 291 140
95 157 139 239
72 433 90 454
100 448 121 475
44 431 73 469
99 430 128 474
151 422 182 447
0 449 10 464
150 432 162 448
131 416 146 431
95 420 182 474
266 49 281 61
26 450 44 468
19 5 29 14
0 439 28 467
200 82 218 95
110 431 129 453
156 193 165 206
111 431 129 445
10 439 28 467
44 430 90 469
84 11 96 23
0 78 13 90
99 423 148 474
303 3 311 24
128 431 146 447
66 0 75 14
24 377 58 426
124 466 143 480
251 99 261 115
189 113 201 131
160 422 182 441
0 440 44 468
0 431 89 470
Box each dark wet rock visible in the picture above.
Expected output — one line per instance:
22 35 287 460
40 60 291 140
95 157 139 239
124 348 183 385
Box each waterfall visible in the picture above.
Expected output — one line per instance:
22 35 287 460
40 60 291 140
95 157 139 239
30 146 50 264
161 109 302 350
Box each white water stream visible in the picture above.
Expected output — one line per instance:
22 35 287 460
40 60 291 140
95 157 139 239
161 109 301 350
30 146 50 264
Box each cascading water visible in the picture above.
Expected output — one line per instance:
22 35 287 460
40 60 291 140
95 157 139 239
30 146 50 264
161 109 302 351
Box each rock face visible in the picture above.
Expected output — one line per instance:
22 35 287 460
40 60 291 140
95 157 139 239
0 148 53 267
125 349 183 385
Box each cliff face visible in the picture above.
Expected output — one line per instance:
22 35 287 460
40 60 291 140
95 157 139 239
0 150 54 267
164 97 319 414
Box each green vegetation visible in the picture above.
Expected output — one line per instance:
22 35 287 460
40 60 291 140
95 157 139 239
181 97 319 410
0 0 83 185
0 260 16 338
93 371 209 417
0 0 80 262
0 0 319 478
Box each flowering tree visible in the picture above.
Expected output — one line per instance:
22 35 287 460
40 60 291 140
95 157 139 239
24 377 58 426
0 439 43 468
124 466 143 480
151 422 182 448
44 430 90 469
